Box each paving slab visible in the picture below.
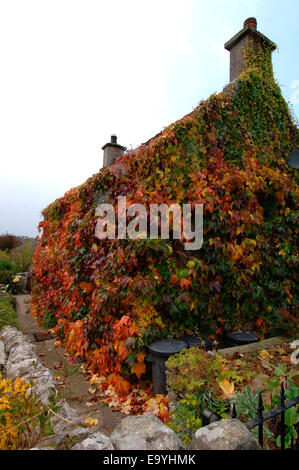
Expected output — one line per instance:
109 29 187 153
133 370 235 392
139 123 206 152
217 336 288 356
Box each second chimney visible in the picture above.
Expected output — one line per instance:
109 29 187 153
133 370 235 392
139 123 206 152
224 18 276 82
102 135 127 168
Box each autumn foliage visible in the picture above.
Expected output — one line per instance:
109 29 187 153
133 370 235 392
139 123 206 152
31 61 299 397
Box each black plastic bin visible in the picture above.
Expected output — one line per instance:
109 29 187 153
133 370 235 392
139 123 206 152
224 330 258 348
147 339 187 394
181 333 212 351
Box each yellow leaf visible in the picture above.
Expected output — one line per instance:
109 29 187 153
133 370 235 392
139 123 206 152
85 418 98 427
90 375 105 385
218 378 234 398
259 349 273 359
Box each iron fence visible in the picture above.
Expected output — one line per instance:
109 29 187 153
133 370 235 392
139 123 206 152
203 382 299 450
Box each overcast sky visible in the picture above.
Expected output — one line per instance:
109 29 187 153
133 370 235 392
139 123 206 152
0 0 298 237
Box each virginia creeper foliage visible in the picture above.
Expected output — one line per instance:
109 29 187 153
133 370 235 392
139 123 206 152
31 59 299 393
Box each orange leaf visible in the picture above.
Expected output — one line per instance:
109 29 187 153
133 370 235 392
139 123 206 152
131 362 146 379
79 282 93 294
180 278 191 290
136 352 146 364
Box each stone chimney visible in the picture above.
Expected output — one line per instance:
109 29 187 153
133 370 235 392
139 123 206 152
102 134 127 168
224 18 276 82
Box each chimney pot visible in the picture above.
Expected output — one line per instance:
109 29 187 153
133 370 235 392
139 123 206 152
244 17 257 30
102 135 126 168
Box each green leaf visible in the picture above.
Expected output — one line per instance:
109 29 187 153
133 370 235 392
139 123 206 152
0 414 6 426
273 364 287 377
285 408 299 426
44 424 54 436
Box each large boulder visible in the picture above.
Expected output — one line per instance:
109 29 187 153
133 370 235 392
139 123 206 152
189 419 261 450
110 413 184 450
71 432 114 450
36 400 90 449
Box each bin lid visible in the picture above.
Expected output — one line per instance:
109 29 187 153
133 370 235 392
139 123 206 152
225 331 258 345
181 334 212 350
148 338 187 357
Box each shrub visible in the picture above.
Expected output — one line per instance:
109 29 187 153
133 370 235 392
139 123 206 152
0 234 21 252
0 251 16 284
0 374 59 449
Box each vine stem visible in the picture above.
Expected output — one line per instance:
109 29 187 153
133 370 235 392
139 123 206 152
48 408 72 423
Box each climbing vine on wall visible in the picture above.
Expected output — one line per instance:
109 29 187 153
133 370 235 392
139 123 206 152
31 55 299 397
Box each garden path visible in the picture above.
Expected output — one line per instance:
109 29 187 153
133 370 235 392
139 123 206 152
15 294 125 435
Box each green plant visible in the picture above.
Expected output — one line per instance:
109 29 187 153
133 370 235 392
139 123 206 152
230 385 274 445
42 310 57 329
53 361 80 386
168 390 202 447
276 379 299 449
265 375 299 449
0 294 18 329
231 385 260 419
0 251 16 284
166 347 249 399
0 259 14 271
168 386 229 447
61 362 80 383
240 363 299 449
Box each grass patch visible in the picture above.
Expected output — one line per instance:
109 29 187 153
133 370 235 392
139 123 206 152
0 294 17 329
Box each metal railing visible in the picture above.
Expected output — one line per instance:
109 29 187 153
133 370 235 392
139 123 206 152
203 382 299 450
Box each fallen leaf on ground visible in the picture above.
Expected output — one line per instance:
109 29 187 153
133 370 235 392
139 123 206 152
85 418 98 427
71 395 83 402
259 349 273 359
86 401 98 407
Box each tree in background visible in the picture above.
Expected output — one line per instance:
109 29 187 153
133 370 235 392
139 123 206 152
0 233 21 252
